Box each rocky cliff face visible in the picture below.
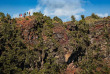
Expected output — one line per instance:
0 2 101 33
15 16 110 73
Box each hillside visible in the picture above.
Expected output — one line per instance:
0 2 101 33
0 12 110 74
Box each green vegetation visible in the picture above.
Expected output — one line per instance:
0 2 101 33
6 13 11 20
53 16 63 24
71 15 76 22
0 12 110 74
0 12 5 22
81 15 85 20
26 18 29 20
91 13 100 19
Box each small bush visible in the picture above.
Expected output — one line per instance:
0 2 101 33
26 18 29 20
53 16 63 24
91 13 100 19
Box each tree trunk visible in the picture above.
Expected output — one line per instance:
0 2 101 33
41 50 45 68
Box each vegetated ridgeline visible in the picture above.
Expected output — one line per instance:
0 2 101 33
0 12 110 74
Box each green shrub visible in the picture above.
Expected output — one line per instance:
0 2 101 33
53 16 63 24
71 15 76 22
91 13 100 19
26 18 29 20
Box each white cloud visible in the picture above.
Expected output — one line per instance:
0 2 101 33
41 0 85 16
12 13 19 18
28 6 41 15
27 0 85 21
74 15 80 20
96 13 108 18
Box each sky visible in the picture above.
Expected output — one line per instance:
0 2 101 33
0 0 110 21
